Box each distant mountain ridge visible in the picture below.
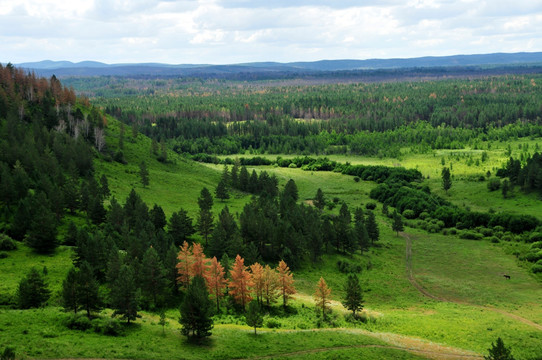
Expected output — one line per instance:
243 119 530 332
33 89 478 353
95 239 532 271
10 52 542 77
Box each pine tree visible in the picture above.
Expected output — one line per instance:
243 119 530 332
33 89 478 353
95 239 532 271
77 261 101 318
139 161 149 188
140 246 167 309
245 301 263 335
342 274 364 316
277 260 296 308
168 209 195 245
110 264 140 324
239 166 249 191
392 210 404 236
314 277 331 320
16 267 51 309
314 188 325 211
215 178 230 202
25 194 58 254
502 179 510 199
484 337 515 360
99 174 110 199
179 275 213 340
366 211 379 245
149 204 167 231
229 255 253 310
206 256 227 312
62 267 79 314
197 188 214 246
442 167 452 194
231 158 240 189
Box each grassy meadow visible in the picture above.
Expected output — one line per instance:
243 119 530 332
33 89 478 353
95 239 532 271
1 115 541 359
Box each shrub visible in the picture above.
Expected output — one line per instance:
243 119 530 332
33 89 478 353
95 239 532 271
459 231 484 240
489 236 500 243
365 202 376 210
65 314 92 331
528 233 542 243
265 318 281 328
1 347 16 360
0 253 7 259
288 163 297 168
531 241 542 249
92 317 122 336
418 212 430 220
402 209 416 219
532 264 542 273
478 227 494 237
353 176 360 182
487 178 501 191
337 260 362 274
0 234 17 251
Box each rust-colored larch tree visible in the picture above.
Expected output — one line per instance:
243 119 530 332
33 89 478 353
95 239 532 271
207 256 228 312
191 243 209 280
250 262 264 306
314 277 332 319
176 241 193 290
277 260 296 307
228 255 253 310
262 264 279 307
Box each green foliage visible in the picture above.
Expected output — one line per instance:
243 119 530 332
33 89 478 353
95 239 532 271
245 301 264 334
179 276 213 340
442 167 452 194
139 161 150 187
487 178 501 191
342 274 364 315
0 234 16 251
16 267 50 309
110 264 140 324
392 210 404 235
484 337 515 360
1 346 16 360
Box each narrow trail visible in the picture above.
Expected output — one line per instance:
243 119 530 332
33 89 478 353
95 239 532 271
236 343 482 360
401 231 542 331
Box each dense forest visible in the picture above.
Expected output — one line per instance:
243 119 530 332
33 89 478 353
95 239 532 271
91 76 542 156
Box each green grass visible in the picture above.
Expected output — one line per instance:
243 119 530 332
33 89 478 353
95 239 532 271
0 307 426 360
0 244 73 302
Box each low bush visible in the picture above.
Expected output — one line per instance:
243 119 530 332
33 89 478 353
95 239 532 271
337 260 362 274
91 317 123 336
65 313 92 331
365 202 376 210
402 209 415 219
0 234 17 251
487 178 501 191
265 318 281 328
459 231 484 240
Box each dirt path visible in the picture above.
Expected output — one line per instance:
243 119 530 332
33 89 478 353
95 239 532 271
401 231 542 331
236 343 482 360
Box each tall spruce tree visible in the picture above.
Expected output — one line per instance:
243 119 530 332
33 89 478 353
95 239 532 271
77 261 101 318
197 187 214 246
342 274 364 316
110 264 140 324
392 210 404 236
179 275 213 340
139 161 150 188
17 268 50 309
365 211 379 245
245 301 263 335
442 167 452 194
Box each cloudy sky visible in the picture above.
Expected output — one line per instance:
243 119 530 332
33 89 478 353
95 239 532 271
1 0 542 64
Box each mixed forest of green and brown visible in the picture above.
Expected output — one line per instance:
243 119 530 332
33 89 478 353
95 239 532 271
0 63 541 360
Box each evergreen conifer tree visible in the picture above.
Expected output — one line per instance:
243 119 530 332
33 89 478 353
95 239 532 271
342 274 364 316
246 301 263 334
179 275 213 340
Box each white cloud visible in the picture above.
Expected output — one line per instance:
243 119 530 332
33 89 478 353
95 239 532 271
0 0 541 64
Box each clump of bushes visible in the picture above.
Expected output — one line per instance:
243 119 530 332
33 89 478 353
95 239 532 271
487 178 501 191
0 234 17 251
365 202 376 210
459 231 484 240
337 260 362 274
91 317 122 336
265 318 281 328
65 314 92 331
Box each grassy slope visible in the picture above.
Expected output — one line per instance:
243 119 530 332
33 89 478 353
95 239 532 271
1 118 541 359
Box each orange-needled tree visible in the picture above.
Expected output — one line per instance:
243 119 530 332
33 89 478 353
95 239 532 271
228 255 253 310
277 260 295 308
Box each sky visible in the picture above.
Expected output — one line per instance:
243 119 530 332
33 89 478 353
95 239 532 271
1 0 542 65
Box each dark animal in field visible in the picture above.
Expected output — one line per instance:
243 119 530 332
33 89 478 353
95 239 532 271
503 274 511 280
